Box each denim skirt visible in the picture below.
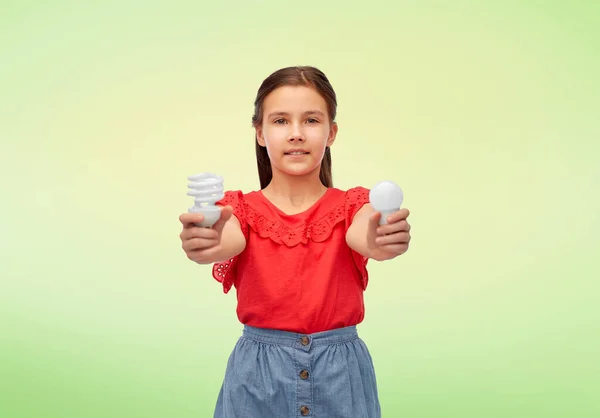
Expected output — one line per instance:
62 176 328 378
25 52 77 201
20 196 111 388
213 325 381 417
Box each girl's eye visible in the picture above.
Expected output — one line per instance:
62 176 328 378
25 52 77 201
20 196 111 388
274 118 286 124
306 118 318 124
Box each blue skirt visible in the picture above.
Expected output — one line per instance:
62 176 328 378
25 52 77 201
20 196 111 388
214 325 381 417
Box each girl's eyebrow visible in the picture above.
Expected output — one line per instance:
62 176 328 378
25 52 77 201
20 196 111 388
267 110 325 118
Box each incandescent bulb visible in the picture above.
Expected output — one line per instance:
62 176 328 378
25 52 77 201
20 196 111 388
369 180 404 225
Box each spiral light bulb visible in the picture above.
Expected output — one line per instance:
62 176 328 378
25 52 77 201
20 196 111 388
187 173 224 227
369 180 404 225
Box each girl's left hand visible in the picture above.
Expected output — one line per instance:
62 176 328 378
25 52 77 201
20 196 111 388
367 208 411 260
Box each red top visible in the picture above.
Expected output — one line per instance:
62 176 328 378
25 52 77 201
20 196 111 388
212 187 371 334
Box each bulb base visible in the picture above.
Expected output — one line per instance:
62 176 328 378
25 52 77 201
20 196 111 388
189 205 222 227
378 209 398 225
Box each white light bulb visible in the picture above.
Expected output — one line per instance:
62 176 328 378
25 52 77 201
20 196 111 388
187 172 224 227
369 180 404 225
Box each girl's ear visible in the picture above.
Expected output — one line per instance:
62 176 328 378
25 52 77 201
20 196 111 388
327 122 338 147
256 126 266 147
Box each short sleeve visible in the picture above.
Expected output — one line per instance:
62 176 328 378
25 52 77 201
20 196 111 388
211 190 248 293
345 186 371 290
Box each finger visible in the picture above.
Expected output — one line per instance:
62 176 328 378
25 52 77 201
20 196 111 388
182 237 219 252
366 211 382 245
213 205 234 232
375 232 411 246
369 211 382 228
179 213 204 228
385 208 410 224
180 227 219 241
378 243 409 255
377 220 411 236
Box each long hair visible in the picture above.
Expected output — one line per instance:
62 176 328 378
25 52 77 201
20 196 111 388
252 66 337 189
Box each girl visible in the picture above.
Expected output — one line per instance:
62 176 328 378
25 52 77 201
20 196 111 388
179 66 411 417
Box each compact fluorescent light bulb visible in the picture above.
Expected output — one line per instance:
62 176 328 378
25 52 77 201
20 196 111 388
369 180 404 225
187 173 224 227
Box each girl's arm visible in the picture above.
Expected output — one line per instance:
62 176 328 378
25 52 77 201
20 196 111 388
209 210 247 263
346 204 411 261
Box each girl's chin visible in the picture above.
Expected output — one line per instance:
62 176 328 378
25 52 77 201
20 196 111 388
273 163 321 178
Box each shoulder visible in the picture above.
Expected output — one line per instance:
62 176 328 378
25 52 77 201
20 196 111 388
337 186 372 221
342 186 370 202
217 190 244 204
318 186 370 204
332 185 371 205
317 186 371 223
216 189 262 207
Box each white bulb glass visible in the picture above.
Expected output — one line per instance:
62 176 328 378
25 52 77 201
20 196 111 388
187 172 224 227
369 180 404 225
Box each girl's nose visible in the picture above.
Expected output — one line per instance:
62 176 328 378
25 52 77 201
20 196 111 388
288 124 305 142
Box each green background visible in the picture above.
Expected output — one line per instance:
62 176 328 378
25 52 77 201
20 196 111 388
1 1 598 417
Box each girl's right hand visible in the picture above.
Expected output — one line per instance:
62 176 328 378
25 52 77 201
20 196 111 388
179 205 234 264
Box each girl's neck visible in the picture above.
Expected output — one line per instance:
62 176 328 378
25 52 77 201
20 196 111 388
262 168 328 209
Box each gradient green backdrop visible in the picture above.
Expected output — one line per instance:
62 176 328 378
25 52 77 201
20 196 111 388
1 1 598 417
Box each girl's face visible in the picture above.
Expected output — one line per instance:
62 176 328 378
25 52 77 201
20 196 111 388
256 85 337 181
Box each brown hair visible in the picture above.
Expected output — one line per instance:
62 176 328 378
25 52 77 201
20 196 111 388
251 66 337 189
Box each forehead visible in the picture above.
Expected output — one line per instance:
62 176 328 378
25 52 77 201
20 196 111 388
263 85 327 112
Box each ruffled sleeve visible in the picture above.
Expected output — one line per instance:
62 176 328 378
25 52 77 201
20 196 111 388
345 186 371 290
211 190 248 293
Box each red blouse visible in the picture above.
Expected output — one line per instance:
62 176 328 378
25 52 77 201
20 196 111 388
212 187 371 334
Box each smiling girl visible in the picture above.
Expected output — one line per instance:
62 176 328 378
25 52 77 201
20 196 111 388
179 66 412 417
